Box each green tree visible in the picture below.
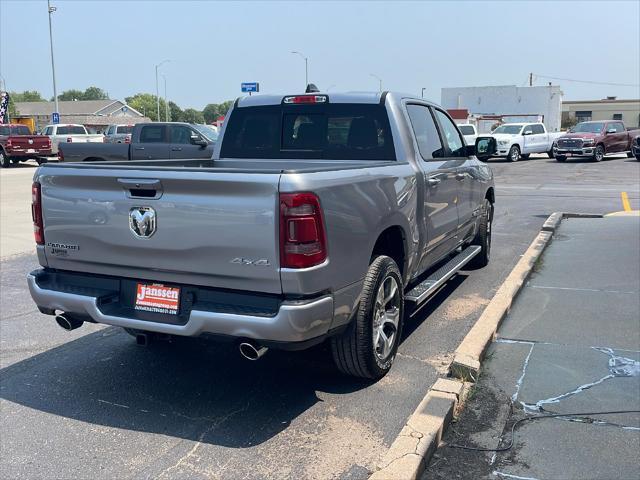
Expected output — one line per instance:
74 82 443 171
183 108 204 124
125 93 166 121
58 89 85 101
168 101 184 122
82 86 108 100
202 101 233 123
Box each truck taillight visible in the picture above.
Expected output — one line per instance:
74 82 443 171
279 192 327 268
66 137 72 142
32 182 44 245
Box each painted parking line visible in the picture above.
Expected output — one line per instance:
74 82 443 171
621 191 632 212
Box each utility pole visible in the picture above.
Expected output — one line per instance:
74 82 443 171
155 60 169 121
529 73 533 87
370 73 382 93
47 1 59 115
421 87 426 99
162 75 169 122
291 51 308 88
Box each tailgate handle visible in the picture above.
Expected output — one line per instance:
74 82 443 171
118 178 163 199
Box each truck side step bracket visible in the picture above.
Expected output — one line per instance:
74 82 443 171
405 245 481 305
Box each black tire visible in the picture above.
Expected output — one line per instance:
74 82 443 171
547 149 555 159
626 152 633 158
0 150 11 168
508 145 520 162
520 153 530 160
36 158 46 166
635 154 640 161
331 255 404 379
593 144 604 162
468 198 493 269
11 158 21 164
556 155 567 162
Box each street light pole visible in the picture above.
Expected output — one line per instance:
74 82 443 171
162 75 169 122
155 59 169 121
291 51 308 88
47 1 59 115
370 73 382 93
421 87 426 99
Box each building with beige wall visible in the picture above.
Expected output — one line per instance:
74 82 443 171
562 97 640 129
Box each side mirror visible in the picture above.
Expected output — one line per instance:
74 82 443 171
474 137 496 161
523 130 533 136
190 134 207 147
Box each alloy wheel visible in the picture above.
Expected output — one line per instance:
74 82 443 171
372 275 401 361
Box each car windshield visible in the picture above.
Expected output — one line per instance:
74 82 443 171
570 122 605 134
492 125 523 134
459 125 475 135
57 126 87 135
11 126 31 135
116 126 134 134
193 124 219 142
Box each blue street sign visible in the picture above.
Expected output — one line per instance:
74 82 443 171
241 82 259 93
52 112 60 124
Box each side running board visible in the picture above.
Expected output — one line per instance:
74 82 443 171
405 245 481 305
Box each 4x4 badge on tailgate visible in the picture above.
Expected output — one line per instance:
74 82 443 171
129 207 156 238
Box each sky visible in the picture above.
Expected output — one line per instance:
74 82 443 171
1 0 639 109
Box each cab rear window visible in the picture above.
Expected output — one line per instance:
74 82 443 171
220 103 395 160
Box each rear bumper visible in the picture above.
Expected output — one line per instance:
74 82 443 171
27 269 335 345
5 150 52 158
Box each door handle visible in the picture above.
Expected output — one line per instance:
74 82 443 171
456 173 465 181
428 177 441 187
171 147 182 151
133 147 145 151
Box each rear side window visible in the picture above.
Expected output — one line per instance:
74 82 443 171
140 125 166 143
406 104 445 160
220 103 395 160
433 109 465 157
458 125 475 135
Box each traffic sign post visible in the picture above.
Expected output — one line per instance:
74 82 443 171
51 112 60 124
241 82 259 96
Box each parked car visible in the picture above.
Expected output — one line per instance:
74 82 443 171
58 122 216 162
632 135 640 161
0 124 51 168
554 120 640 162
489 122 563 161
458 123 478 145
103 124 134 144
27 91 496 380
40 124 103 155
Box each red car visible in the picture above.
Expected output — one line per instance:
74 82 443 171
554 120 640 162
0 124 52 168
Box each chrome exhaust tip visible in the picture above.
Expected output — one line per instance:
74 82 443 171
55 314 84 331
239 342 268 361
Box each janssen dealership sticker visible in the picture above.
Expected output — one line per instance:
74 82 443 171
135 283 180 315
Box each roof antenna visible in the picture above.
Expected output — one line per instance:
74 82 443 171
305 83 320 93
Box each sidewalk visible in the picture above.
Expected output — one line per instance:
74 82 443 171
425 216 640 480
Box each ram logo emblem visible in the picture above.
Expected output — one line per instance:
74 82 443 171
129 207 157 238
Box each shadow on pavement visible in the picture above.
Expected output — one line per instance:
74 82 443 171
0 327 371 448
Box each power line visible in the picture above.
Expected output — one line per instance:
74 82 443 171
533 74 639 88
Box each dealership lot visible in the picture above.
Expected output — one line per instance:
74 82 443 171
1 155 639 479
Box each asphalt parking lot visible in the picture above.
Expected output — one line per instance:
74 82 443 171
1 155 639 479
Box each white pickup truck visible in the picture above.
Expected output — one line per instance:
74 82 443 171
489 122 563 161
40 124 103 155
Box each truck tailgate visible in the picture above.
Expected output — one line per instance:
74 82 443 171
38 167 283 294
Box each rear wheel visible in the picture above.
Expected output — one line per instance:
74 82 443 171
468 199 493 269
627 152 633 158
331 255 403 379
0 151 11 168
508 145 521 162
547 148 555 159
593 144 604 162
556 155 567 162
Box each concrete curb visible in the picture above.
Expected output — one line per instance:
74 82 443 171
369 379 464 480
448 212 601 380
369 212 597 480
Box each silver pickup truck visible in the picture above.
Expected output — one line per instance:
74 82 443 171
28 91 496 379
